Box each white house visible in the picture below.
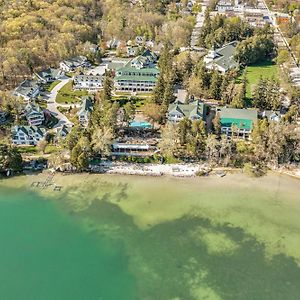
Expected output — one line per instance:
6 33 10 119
73 75 103 91
59 56 90 72
127 46 139 57
135 36 144 45
129 49 158 69
167 100 206 123
35 68 64 83
24 102 45 126
77 96 94 125
12 125 46 145
261 110 281 122
13 80 40 101
106 39 122 49
204 41 239 73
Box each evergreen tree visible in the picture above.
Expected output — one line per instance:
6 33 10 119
152 75 165 104
230 84 246 108
102 71 113 101
209 70 222 100
252 77 266 109
213 112 221 137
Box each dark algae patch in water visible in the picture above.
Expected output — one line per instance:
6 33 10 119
73 200 300 300
1 173 300 299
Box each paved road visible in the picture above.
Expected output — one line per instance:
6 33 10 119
190 1 210 48
45 78 73 128
260 0 300 87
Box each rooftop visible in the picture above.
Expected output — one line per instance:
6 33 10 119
220 108 258 130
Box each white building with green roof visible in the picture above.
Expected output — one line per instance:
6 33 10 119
167 100 207 123
114 50 159 93
12 125 46 145
219 107 258 139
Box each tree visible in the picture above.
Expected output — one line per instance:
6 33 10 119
205 134 220 164
231 69 247 109
212 112 221 136
234 35 277 66
159 123 180 158
102 71 113 101
252 77 266 109
91 126 114 156
123 102 135 124
209 70 222 100
188 120 207 158
65 125 83 150
231 84 246 108
143 103 165 124
70 143 88 171
0 144 22 173
163 79 175 107
152 75 165 104
276 49 289 65
77 151 89 171
37 140 48 154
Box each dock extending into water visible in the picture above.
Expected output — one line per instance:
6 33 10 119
31 173 63 191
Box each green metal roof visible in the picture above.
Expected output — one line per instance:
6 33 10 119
116 66 159 75
221 118 253 130
220 108 257 130
115 75 158 83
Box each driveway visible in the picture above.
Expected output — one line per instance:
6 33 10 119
44 78 73 128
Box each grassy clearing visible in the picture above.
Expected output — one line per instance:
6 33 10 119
17 146 38 154
44 144 61 154
44 80 61 92
112 96 147 108
56 81 88 104
238 61 278 98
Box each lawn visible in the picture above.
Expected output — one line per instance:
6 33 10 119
56 81 88 104
238 61 278 98
17 145 38 154
44 80 61 92
44 144 61 154
111 96 147 108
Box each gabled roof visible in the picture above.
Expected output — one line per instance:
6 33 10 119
25 102 43 115
62 56 88 67
168 100 205 119
123 49 157 69
78 96 93 115
36 68 61 81
220 108 258 130
12 125 46 137
74 75 102 83
14 80 39 97
206 41 239 72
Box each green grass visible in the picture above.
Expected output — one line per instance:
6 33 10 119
17 145 38 154
237 61 278 98
111 96 147 108
56 81 88 104
45 80 61 92
44 144 61 154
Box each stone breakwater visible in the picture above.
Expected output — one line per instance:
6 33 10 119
90 162 212 177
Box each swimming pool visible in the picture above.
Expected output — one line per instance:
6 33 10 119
129 121 153 129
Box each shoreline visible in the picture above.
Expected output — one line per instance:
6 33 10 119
2 162 300 182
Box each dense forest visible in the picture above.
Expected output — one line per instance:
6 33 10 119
0 0 194 88
265 0 300 12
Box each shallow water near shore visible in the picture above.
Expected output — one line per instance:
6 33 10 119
0 172 300 299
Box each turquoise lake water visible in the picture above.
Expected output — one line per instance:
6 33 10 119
0 173 300 299
0 186 136 300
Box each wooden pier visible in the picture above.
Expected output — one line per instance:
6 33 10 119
31 173 63 191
